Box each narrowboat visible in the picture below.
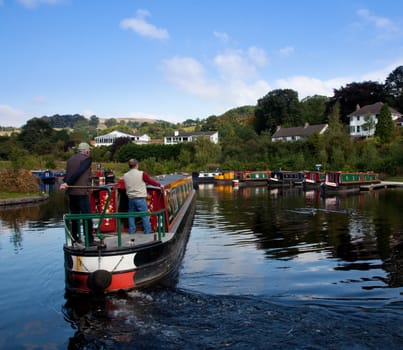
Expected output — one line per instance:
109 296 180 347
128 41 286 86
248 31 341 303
269 170 305 187
303 171 325 189
192 170 222 184
214 171 235 185
320 171 380 195
63 173 196 294
31 169 56 184
236 170 271 187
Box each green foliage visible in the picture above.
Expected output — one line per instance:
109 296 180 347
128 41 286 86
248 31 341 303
384 65 403 113
375 103 395 143
326 81 386 124
300 95 328 124
116 143 182 163
254 89 302 134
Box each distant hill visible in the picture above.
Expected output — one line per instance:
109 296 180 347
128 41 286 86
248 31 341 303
211 105 255 127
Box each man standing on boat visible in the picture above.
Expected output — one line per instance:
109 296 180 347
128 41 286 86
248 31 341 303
60 142 95 244
123 159 163 234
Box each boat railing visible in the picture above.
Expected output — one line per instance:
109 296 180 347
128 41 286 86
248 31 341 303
63 210 166 248
63 185 166 248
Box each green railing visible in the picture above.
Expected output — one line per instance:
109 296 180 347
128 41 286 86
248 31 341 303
64 210 166 248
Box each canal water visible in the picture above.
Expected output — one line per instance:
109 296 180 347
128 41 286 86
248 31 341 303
0 184 402 349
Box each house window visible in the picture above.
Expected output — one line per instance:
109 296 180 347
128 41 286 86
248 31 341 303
357 126 360 133
357 116 360 121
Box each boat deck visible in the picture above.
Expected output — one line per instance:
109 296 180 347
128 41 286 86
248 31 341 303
68 231 174 251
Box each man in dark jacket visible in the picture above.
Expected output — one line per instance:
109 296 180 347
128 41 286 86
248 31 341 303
60 142 95 244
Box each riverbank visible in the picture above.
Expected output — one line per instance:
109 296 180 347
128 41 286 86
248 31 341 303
0 194 49 207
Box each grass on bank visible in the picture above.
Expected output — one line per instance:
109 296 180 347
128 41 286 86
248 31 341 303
0 192 44 199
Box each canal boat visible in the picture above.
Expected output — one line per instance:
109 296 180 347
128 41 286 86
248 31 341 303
269 170 305 187
192 170 222 184
63 173 196 294
31 169 56 184
214 171 235 185
320 171 380 195
303 171 325 189
235 170 271 187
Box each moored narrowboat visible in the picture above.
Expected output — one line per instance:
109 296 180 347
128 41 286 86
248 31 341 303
192 170 222 184
214 171 235 185
269 170 305 187
320 171 380 195
31 169 56 184
236 170 271 187
63 173 196 294
303 171 325 189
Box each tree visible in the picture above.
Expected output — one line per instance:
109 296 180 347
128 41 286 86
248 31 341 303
362 114 376 137
300 95 328 125
254 89 302 134
105 118 118 128
326 81 385 124
18 118 55 154
384 65 403 113
375 103 395 143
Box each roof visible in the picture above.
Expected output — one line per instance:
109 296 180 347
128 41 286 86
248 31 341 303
166 131 217 137
348 102 401 118
272 124 328 138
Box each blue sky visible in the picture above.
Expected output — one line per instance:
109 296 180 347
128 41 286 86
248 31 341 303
1 0 402 127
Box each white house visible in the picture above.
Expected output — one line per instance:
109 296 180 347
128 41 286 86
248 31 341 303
94 130 150 147
164 131 219 145
271 123 328 142
348 102 401 138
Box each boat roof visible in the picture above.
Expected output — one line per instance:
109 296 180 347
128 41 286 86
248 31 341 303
153 173 191 186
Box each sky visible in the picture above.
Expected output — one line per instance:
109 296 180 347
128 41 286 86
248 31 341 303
1 0 403 127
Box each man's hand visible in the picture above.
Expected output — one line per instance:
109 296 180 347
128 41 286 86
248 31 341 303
60 183 68 191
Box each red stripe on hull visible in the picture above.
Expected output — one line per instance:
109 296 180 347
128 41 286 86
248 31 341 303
67 270 136 293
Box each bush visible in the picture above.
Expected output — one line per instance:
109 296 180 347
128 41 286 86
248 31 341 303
0 169 40 192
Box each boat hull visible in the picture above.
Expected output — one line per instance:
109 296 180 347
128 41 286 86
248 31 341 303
64 192 195 294
63 173 196 294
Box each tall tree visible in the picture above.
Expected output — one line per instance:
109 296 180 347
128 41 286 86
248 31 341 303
18 118 55 153
326 81 385 124
300 95 328 124
375 103 395 143
384 65 403 113
254 89 301 134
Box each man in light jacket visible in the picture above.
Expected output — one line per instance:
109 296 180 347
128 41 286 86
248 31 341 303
123 159 163 234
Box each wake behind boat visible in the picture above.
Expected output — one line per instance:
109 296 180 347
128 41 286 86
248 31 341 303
63 173 196 294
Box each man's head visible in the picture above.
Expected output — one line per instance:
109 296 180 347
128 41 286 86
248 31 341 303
77 142 91 155
128 159 138 169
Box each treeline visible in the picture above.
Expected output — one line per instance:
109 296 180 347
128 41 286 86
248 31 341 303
0 66 402 176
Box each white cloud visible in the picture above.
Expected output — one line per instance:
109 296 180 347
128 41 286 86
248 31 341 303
275 59 403 100
17 0 64 8
361 59 403 82
248 46 269 67
275 76 352 99
214 50 257 79
0 104 28 127
120 9 169 41
214 47 268 80
357 8 398 32
161 54 270 111
161 56 218 97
